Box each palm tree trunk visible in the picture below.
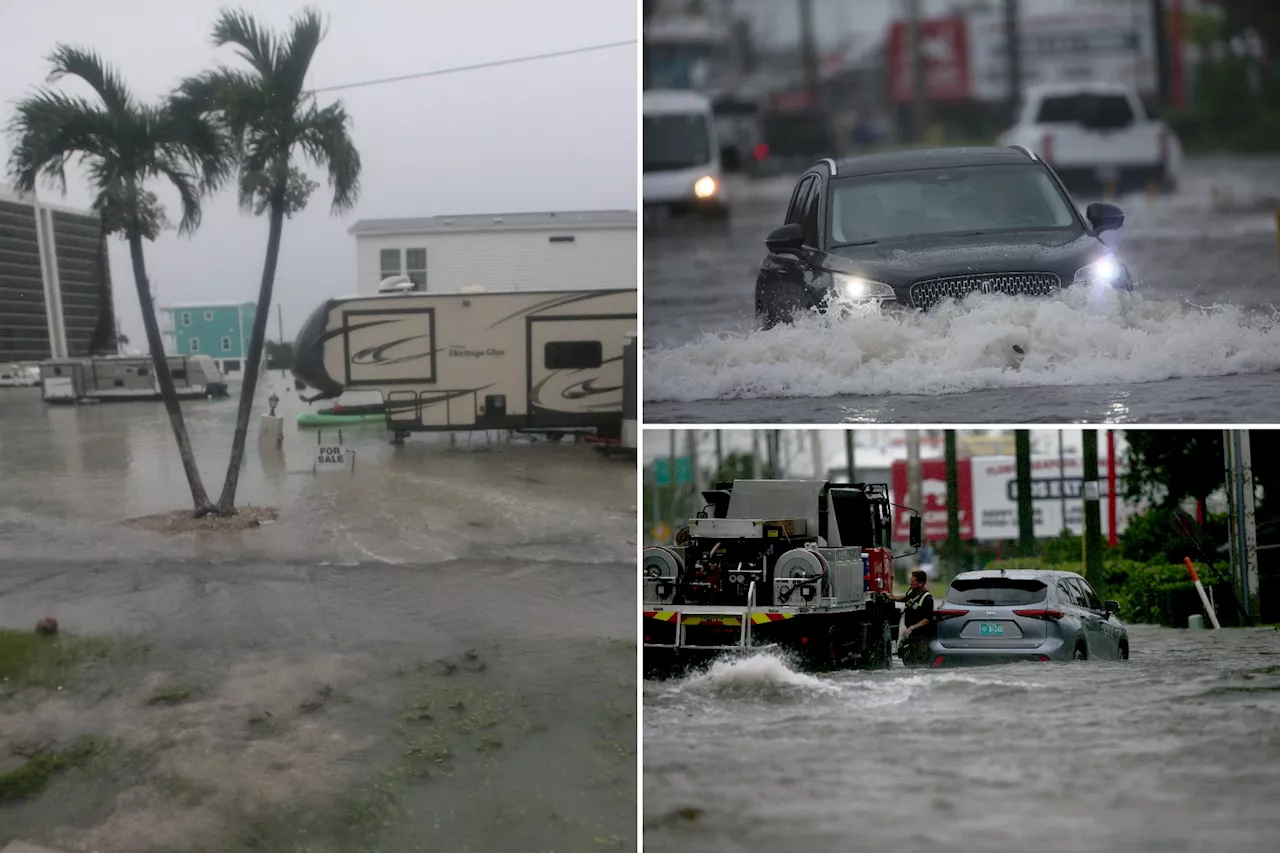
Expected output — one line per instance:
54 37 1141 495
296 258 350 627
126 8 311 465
128 231 215 516
215 195 286 514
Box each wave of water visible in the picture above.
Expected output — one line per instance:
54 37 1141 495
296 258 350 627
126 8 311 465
673 652 837 701
644 290 1280 402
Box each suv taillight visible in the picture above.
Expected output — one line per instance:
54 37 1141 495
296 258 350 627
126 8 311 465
934 608 968 621
1014 608 1065 620
1041 132 1054 163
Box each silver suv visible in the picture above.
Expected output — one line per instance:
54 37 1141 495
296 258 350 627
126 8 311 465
928 569 1129 667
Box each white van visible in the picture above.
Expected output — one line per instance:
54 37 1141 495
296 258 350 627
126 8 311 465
643 90 729 219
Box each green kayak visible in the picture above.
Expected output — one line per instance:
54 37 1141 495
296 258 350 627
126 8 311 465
297 412 386 427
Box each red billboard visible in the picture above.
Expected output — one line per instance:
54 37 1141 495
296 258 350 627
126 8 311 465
886 16 971 103
891 458 974 542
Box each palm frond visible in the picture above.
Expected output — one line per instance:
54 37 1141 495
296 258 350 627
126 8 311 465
275 7 326 101
211 8 278 80
5 90 113 195
45 45 134 114
294 101 361 213
154 97 234 193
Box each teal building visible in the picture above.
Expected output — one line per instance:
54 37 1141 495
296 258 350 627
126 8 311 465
162 301 257 376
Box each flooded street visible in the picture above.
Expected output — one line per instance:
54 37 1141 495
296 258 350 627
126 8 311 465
643 156 1280 424
644 625 1280 853
0 380 636 853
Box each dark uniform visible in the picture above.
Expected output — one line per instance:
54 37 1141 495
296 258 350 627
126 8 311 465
899 586 935 667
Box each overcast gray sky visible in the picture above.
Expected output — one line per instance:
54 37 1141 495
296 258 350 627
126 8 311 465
1 0 637 344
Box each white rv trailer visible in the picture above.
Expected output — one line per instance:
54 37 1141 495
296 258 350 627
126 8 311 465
40 355 228 403
293 288 636 435
622 331 637 451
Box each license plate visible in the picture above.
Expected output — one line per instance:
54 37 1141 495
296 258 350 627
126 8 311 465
979 623 1005 636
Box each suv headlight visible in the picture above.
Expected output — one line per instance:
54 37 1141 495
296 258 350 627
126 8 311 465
832 273 896 303
693 176 718 198
1073 255 1128 289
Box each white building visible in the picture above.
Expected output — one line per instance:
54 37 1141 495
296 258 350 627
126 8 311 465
349 209 636 295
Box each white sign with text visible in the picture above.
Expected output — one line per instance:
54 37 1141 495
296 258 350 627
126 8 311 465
315 445 354 473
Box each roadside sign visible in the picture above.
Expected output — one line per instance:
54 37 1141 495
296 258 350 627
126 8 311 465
651 522 671 542
652 457 694 486
315 445 355 473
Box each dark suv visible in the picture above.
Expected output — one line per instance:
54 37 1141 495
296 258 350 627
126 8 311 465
755 146 1134 328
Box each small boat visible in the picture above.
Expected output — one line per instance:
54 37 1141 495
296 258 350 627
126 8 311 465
297 411 386 427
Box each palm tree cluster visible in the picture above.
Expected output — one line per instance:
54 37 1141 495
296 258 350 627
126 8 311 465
5 6 361 517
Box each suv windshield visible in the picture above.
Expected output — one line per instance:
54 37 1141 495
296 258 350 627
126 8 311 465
947 578 1048 607
828 165 1077 245
643 114 711 172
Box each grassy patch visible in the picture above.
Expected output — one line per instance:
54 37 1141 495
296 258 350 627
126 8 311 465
147 684 198 706
0 735 108 802
0 629 148 689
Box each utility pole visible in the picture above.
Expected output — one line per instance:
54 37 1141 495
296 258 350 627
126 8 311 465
1015 430 1035 557
668 429 678 530
751 430 761 479
904 0 928 142
845 430 856 482
768 430 780 478
1224 429 1259 624
906 429 923 535
1082 430 1104 592
1152 0 1171 108
714 430 723 478
798 0 822 111
1058 429 1068 533
687 430 700 513
810 430 824 479
277 303 285 377
1003 0 1022 125
945 429 961 580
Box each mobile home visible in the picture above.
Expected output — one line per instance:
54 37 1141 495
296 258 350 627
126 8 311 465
292 288 636 435
0 363 40 387
41 355 228 403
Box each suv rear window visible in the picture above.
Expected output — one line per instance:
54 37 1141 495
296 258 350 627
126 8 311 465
947 578 1047 606
1035 94 1133 129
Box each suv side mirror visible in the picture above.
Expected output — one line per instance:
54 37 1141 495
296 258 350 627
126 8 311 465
766 222 805 254
1086 202 1125 235
909 515 923 549
1104 599 1120 615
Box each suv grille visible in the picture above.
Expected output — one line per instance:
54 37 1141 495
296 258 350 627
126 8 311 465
909 272 1063 309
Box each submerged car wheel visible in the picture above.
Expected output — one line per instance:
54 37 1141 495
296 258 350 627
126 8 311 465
1073 644 1087 661
759 285 815 330
1119 641 1129 661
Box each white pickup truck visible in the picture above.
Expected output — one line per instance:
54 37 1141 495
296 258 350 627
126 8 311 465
1000 82 1183 194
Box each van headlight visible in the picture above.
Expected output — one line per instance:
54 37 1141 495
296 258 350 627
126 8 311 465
693 176 718 198
1073 255 1128 289
832 273 896 303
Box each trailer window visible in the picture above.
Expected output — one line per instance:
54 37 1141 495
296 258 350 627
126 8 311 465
946 578 1047 606
380 249 401 279
545 341 602 370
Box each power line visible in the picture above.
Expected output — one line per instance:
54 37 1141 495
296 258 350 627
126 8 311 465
309 39 636 94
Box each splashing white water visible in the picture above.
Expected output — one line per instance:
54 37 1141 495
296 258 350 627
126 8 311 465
678 652 835 701
644 290 1280 402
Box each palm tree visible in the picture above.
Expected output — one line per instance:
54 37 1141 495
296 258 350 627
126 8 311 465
6 47 228 516
179 6 360 516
